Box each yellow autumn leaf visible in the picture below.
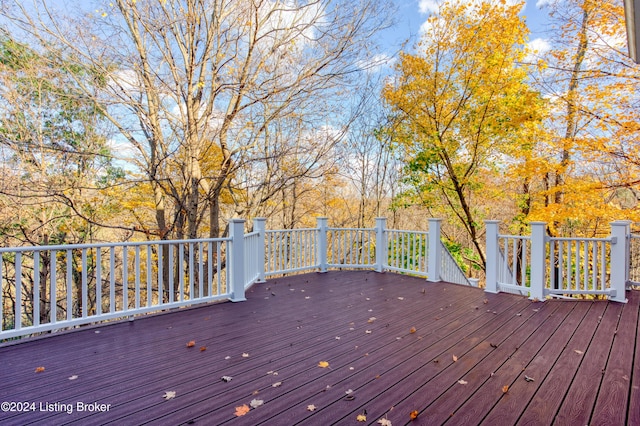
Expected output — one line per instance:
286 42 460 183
35 366 45 373
318 361 330 368
356 413 367 421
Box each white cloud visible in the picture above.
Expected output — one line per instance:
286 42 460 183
419 0 440 14
535 0 554 8
525 37 552 61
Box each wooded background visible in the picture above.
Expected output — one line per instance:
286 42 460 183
0 0 638 280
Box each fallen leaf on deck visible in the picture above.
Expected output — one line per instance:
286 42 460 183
250 399 264 408
163 391 176 400
458 379 468 385
356 413 367 421
68 375 78 380
305 296 311 299
410 409 419 420
345 389 354 395
307 404 316 411
574 349 584 355
502 385 509 393
409 327 417 334
318 361 330 368
186 340 196 348
397 297 404 300
224 355 231 360
272 381 282 387
483 299 489 304
368 317 377 323
365 330 372 334
524 375 535 382
242 352 250 358
452 355 458 362
35 366 45 373
378 418 392 426
234 404 250 416
335 336 341 340
199 346 207 352
221 376 233 382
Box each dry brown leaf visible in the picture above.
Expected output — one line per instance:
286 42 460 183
410 409 419 420
452 354 458 362
199 346 207 352
234 404 250 416
307 404 317 411
502 385 509 394
409 327 417 334
35 366 45 373
186 340 196 348
458 379 468 385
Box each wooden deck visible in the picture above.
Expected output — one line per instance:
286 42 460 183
1 270 639 425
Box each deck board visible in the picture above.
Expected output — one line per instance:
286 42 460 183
0 270 639 426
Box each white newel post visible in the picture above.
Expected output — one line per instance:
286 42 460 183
254 218 267 283
427 218 442 282
529 222 547 301
484 220 500 294
610 221 630 303
229 219 247 302
375 217 387 273
317 217 328 273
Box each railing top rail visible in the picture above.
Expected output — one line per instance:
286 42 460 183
0 236 231 254
327 227 375 232
498 234 531 240
549 236 612 242
386 229 429 235
244 231 260 238
265 228 318 233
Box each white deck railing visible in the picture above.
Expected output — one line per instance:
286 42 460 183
17 217 637 339
630 234 640 285
486 220 631 303
0 236 232 340
2 217 473 339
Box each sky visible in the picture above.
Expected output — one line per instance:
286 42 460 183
378 0 553 60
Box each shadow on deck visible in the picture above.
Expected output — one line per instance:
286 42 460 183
1 271 639 425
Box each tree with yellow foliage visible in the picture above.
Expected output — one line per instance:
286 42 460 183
383 0 544 270
523 0 640 236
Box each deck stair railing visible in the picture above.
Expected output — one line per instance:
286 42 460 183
485 220 630 303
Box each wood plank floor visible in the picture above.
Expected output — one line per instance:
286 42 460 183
1 270 639 425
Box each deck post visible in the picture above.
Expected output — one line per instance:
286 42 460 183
610 221 630 303
229 219 247 302
427 218 442 282
529 222 547 301
375 217 387 272
254 218 267 283
485 220 500 293
317 217 328 272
